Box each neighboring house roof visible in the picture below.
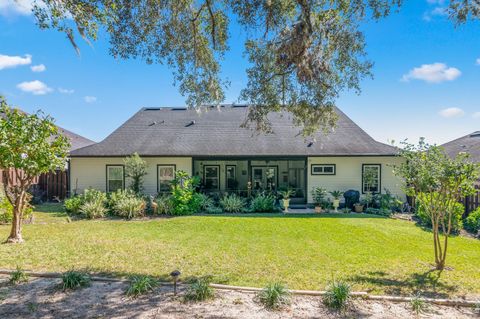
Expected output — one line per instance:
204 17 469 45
441 131 480 162
70 105 397 157
58 127 96 152
1 108 95 152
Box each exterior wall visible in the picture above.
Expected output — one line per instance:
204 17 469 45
69 157 192 195
307 156 405 203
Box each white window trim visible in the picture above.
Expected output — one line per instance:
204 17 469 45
311 164 336 175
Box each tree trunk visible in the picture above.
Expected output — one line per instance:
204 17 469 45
6 206 23 243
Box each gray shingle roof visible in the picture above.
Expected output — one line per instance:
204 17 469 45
441 131 480 162
70 105 397 157
58 127 95 151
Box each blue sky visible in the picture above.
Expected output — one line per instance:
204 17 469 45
0 0 479 145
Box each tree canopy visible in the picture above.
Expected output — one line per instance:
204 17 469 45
0 97 71 242
31 0 477 134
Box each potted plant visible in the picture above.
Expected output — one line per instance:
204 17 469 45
311 187 327 213
279 189 295 213
329 190 343 213
354 201 364 213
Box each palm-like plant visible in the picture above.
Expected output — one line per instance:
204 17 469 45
329 190 343 200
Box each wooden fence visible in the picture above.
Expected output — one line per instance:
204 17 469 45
0 169 68 201
462 185 480 217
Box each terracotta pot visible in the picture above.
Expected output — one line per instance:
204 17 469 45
314 206 322 213
354 204 364 213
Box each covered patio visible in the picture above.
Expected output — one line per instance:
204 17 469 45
192 157 307 204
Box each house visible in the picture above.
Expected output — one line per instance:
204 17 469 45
69 105 405 204
442 131 480 163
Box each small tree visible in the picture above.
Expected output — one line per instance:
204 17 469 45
394 139 479 270
0 98 70 243
124 152 147 194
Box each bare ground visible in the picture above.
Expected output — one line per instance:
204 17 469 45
0 276 478 319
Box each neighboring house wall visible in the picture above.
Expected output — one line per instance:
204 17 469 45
70 157 193 195
307 156 405 203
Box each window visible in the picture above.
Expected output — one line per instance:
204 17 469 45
311 164 336 175
362 164 381 193
204 165 220 190
106 165 124 192
226 165 237 189
158 165 176 193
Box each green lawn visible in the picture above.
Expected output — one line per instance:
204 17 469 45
1 203 480 297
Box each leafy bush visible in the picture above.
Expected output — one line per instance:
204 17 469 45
109 189 145 219
417 202 464 233
465 207 480 234
198 193 215 212
373 189 403 211
0 195 13 224
250 193 276 212
311 187 327 207
124 152 147 193
155 194 173 215
64 196 83 214
126 275 158 297
323 280 351 311
79 188 108 219
170 171 201 215
205 205 223 214
257 282 290 310
220 194 245 213
9 266 28 285
184 277 214 302
61 271 91 290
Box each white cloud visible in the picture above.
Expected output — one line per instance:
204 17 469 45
472 112 480 119
0 53 32 70
16 80 52 95
476 58 480 65
439 107 465 118
402 63 461 83
84 95 97 103
0 0 36 16
426 0 445 5
30 64 46 72
58 87 74 94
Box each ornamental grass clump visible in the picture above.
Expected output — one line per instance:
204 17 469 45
257 282 291 310
250 193 276 212
220 194 245 213
9 266 28 285
109 189 145 219
126 275 158 298
79 188 108 219
61 271 91 290
184 277 214 302
410 293 428 315
323 280 351 312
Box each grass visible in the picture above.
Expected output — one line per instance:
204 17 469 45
257 282 291 310
126 275 158 297
1 203 480 297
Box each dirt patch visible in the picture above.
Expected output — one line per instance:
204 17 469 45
0 276 478 318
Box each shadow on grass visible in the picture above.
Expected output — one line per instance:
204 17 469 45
348 269 457 298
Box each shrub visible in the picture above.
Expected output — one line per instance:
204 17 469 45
417 202 464 233
323 280 351 311
465 207 480 234
124 152 147 193
61 271 91 290
250 193 276 212
155 194 173 214
365 207 392 217
198 193 215 212
184 277 214 302
257 282 290 310
170 171 201 215
109 189 145 219
9 266 28 285
220 194 245 213
126 275 158 297
0 195 13 224
205 206 223 214
64 196 83 214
